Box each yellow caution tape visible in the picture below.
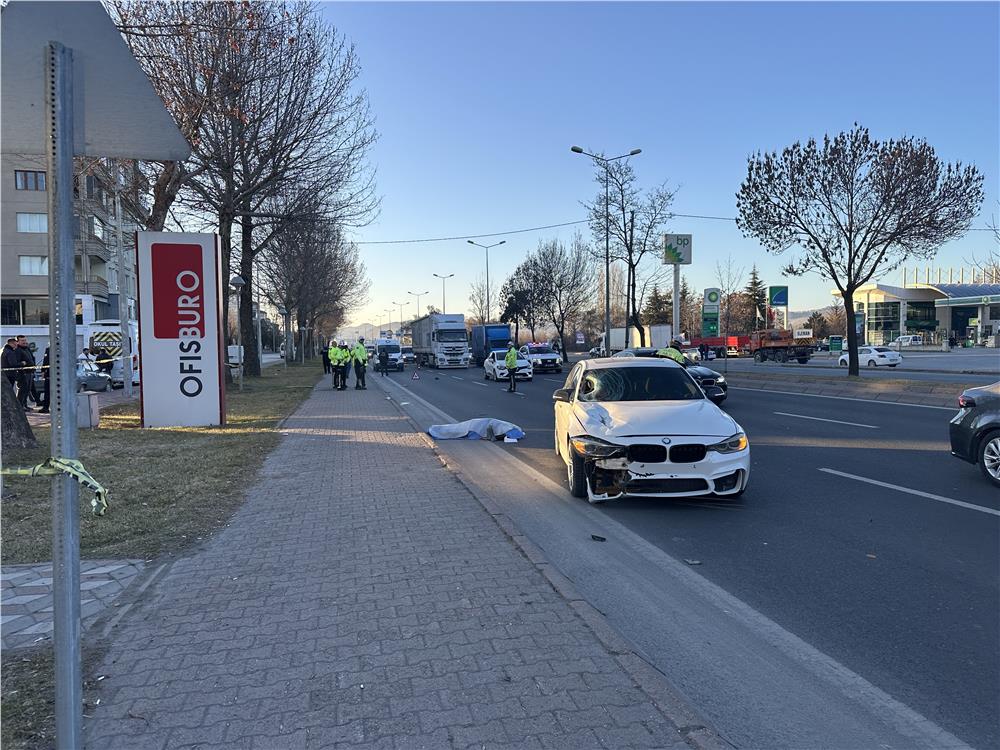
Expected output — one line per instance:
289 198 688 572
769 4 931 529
1 458 109 516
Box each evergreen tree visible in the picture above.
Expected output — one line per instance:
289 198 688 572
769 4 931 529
641 285 671 324
744 265 768 330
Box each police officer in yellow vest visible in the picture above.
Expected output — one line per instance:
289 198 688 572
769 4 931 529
328 341 342 390
656 339 688 366
352 338 368 390
504 341 519 393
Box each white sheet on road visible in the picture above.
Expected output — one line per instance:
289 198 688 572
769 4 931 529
428 418 525 441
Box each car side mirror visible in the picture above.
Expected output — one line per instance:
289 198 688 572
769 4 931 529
704 385 726 405
552 388 573 403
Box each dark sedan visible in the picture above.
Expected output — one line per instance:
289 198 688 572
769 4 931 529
612 348 728 401
949 382 1000 488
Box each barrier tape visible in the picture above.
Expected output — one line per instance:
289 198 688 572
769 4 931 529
1 458 109 516
1 353 135 373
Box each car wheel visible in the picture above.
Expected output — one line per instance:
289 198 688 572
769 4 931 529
566 444 587 498
978 430 1000 487
867 360 877 367
839 359 848 366
797 358 808 364
889 363 898 367
484 370 490 380
753 351 763 363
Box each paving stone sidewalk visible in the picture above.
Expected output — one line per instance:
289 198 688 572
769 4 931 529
1 560 144 650
83 382 691 749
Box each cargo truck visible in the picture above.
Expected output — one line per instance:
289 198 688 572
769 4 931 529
595 325 673 356
410 313 470 368
471 324 512 366
749 329 814 363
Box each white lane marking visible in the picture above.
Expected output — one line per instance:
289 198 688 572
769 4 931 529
774 411 878 429
452 376 463 380
545 378 562 383
728 386 956 411
819 468 1000 517
473 382 488 387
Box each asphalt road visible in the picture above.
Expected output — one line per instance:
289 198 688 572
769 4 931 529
695 356 998 385
381 363 1000 749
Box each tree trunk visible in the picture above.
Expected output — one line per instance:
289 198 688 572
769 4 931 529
514 319 520 346
556 319 568 363
239 213 260 377
218 210 234 383
1 378 36 449
843 290 860 377
624 264 633 349
146 161 184 232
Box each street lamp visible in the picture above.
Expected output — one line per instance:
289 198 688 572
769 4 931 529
433 273 454 314
408 290 429 319
391 300 406 337
229 275 246 390
466 240 505 323
571 145 641 356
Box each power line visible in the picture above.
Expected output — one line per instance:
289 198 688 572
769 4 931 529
354 214 994 245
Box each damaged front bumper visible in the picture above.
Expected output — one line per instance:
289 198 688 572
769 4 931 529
582 450 750 503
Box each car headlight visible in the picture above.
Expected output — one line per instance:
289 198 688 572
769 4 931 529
715 375 726 384
708 432 748 454
570 436 626 458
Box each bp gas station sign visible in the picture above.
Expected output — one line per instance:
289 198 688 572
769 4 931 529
702 288 720 336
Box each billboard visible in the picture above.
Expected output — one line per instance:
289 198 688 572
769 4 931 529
768 286 789 306
136 232 225 427
663 234 692 265
703 288 721 312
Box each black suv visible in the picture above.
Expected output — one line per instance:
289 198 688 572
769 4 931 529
949 382 1000 488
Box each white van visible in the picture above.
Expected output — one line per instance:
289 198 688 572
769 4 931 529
889 335 923 350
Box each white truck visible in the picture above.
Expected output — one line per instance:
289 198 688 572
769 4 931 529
410 313 470 368
596 325 673 356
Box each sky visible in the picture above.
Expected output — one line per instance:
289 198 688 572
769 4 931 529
322 1 999 329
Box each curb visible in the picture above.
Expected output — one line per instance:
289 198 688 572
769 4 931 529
370 375 734 750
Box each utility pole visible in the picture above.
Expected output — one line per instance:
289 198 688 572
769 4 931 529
112 159 133 397
408 290 429 320
466 241 505 323
433 273 454 314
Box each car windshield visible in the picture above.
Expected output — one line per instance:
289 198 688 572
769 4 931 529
577 366 703 402
378 345 401 354
528 346 554 354
438 329 467 342
402 347 413 353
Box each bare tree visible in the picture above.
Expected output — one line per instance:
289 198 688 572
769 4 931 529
528 234 593 362
825 298 847 336
584 158 676 346
467 275 496 326
714 255 746 369
736 124 984 375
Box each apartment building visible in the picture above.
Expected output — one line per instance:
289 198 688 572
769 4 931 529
1 154 144 351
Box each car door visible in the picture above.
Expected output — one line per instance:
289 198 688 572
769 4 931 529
555 364 582 459
486 352 496 378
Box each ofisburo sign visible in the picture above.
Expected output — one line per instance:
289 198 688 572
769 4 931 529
137 232 226 427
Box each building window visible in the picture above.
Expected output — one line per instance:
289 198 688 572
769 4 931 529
14 170 46 191
989 305 1000 321
22 299 50 325
19 256 49 276
1 299 23 326
16 212 48 233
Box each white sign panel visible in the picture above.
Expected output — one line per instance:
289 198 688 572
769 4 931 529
794 328 814 339
703 288 721 312
663 234 693 265
137 232 225 427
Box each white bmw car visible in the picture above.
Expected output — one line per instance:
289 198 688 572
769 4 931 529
839 346 902 367
553 358 750 503
484 349 533 381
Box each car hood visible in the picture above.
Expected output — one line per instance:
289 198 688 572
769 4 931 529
687 364 722 379
572 400 738 439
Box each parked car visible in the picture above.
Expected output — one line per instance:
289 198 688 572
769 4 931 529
889 335 923 350
552 358 747 502
401 346 416 365
483 349 532 382
612 348 728 401
33 361 111 393
519 343 562 373
588 346 601 358
839 346 901 367
683 348 702 361
950 382 1000 488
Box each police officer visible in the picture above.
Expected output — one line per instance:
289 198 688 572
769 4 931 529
322 341 332 376
339 341 351 389
352 337 368 390
328 340 341 389
656 339 688 365
504 341 519 393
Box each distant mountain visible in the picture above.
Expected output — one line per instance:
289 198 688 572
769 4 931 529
788 308 823 326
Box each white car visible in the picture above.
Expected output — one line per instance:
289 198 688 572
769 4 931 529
888 335 923 350
519 343 562 373
839 346 902 367
553 358 749 503
683 348 702 361
484 350 533 381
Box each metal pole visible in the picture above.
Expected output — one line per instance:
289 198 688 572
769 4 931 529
283 313 289 368
672 263 680 343
236 297 243 391
441 277 446 313
604 165 611 356
486 248 490 324
46 42 82 750
112 159 133 398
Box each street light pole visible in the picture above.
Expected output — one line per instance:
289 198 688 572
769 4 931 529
392 300 406 336
408 290 429 319
466 240 505 323
230 275 245 390
570 146 641 355
433 273 454 314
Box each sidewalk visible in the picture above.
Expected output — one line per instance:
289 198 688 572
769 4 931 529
83 381 701 749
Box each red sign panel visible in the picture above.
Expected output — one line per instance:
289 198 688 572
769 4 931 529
151 242 205 339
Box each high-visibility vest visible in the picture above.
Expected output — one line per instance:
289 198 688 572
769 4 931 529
504 348 518 369
352 344 368 366
656 347 687 365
